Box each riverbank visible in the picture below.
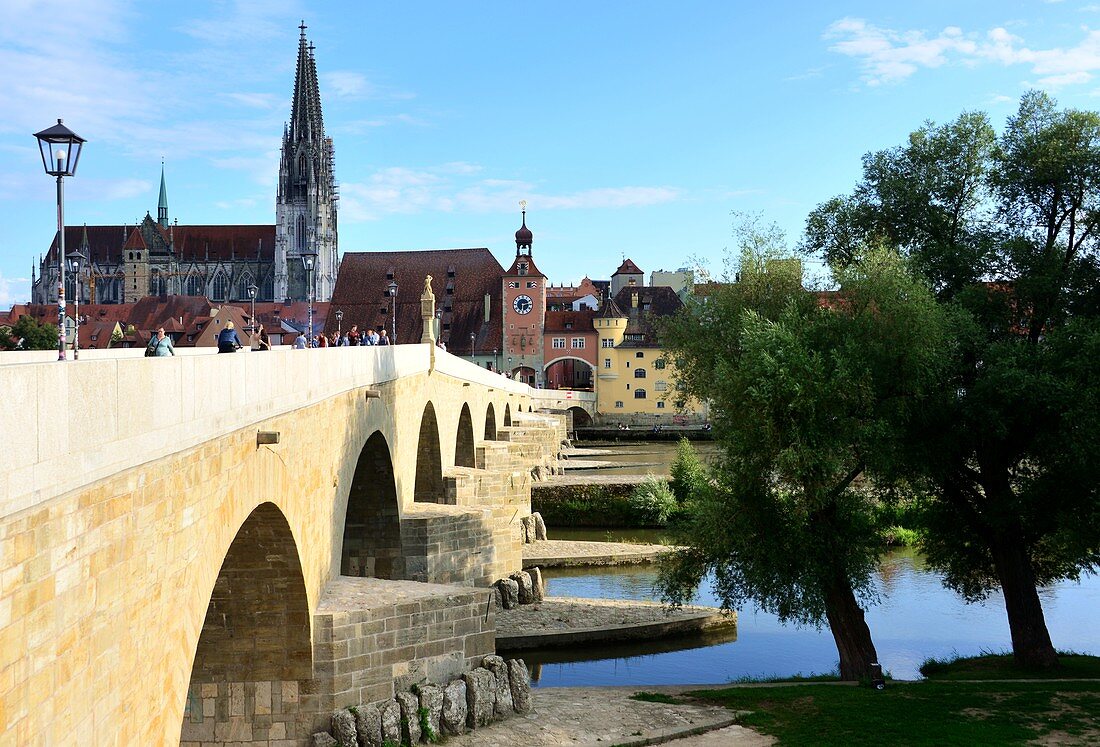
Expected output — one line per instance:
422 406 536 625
523 538 674 567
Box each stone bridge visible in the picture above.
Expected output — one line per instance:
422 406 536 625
0 345 566 745
529 389 597 429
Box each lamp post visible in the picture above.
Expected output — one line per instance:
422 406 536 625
66 249 86 359
34 119 86 361
470 332 476 361
301 248 318 347
387 279 398 344
335 309 343 340
247 283 257 336
493 348 498 372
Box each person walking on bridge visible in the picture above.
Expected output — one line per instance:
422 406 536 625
217 321 243 353
146 327 175 356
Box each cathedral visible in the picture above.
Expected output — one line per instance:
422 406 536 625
31 23 338 305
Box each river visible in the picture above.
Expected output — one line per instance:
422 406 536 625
528 443 1100 686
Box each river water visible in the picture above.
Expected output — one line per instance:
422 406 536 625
528 443 1100 686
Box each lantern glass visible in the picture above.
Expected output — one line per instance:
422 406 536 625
248 283 257 299
34 120 86 177
300 248 318 272
387 280 398 297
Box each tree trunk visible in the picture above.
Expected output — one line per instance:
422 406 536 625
822 572 880 681
991 536 1060 670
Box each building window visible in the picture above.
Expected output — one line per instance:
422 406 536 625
635 368 646 378
657 400 665 408
565 322 573 330
635 389 647 399
602 338 614 348
186 274 202 296
571 337 585 349
212 273 227 301
615 401 624 408
654 359 667 370
526 281 536 288
635 351 644 358
655 381 667 391
296 214 307 252
552 337 566 349
604 358 611 369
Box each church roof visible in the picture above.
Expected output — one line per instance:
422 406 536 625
613 258 644 276
328 248 506 352
45 224 276 264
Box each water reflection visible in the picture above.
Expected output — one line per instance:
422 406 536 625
521 550 1100 686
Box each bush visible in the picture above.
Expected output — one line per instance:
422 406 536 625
628 476 678 526
669 438 708 504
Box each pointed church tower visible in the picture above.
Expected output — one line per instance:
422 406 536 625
157 161 169 227
501 201 547 385
275 21 339 302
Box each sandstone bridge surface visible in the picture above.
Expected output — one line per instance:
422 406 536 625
0 344 566 745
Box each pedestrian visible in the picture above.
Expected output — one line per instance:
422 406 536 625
366 327 379 345
217 321 243 353
318 332 329 348
294 330 307 349
347 325 361 346
145 327 175 356
256 327 271 351
377 328 390 346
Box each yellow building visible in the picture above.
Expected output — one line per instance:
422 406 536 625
594 285 706 425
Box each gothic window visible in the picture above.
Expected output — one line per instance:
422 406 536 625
212 273 228 301
149 272 164 296
237 274 254 300
296 215 307 252
262 274 274 301
186 274 203 296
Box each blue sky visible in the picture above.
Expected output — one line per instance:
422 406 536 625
4 1 1100 305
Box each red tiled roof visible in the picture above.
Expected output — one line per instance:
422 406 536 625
613 258 644 276
46 224 276 263
544 309 596 333
329 249 505 350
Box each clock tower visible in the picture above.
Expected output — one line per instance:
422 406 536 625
502 201 546 386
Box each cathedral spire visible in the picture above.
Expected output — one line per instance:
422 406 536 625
157 159 169 227
289 20 324 145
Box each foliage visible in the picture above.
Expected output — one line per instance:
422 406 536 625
805 91 1100 667
627 476 678 525
659 232 949 678
0 315 58 350
920 652 1100 680
668 438 708 506
690 680 1100 746
532 483 642 527
629 691 681 704
416 707 439 743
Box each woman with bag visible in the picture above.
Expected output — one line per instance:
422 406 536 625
146 327 175 357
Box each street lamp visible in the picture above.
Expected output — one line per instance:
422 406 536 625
66 249 86 359
34 119 86 361
335 309 343 340
493 348 498 372
470 332 476 361
387 279 398 343
247 283 258 337
301 248 318 347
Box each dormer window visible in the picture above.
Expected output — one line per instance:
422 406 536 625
447 267 455 278
518 263 528 276
386 270 394 280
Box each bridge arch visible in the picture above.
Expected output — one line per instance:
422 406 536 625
182 502 312 741
543 355 595 391
415 401 444 502
504 403 512 426
455 403 475 467
568 405 593 427
341 431 402 578
484 403 497 440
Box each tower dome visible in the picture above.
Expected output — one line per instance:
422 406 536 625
515 200 532 253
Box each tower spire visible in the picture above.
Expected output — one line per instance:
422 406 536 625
514 199 533 256
157 159 169 227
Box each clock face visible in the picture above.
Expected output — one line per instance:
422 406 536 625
512 294 533 315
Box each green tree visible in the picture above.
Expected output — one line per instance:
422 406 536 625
659 239 947 680
0 315 59 351
804 92 1100 669
669 438 707 506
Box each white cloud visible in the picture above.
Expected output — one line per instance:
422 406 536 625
339 163 680 223
0 272 31 309
322 71 373 98
826 17 1100 89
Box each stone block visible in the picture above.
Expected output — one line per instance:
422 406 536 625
528 566 545 602
462 667 496 728
482 655 514 717
311 733 338 747
495 578 519 609
379 699 401 745
417 683 443 740
532 512 547 540
330 709 356 747
510 570 534 604
354 703 382 747
520 514 534 543
441 679 467 736
508 659 532 713
396 691 421 745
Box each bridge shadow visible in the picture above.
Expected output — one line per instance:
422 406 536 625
485 402 497 440
342 431 403 579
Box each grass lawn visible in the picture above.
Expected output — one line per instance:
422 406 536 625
920 652 1100 680
687 679 1100 746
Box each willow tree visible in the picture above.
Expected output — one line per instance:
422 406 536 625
659 244 947 680
804 92 1100 669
